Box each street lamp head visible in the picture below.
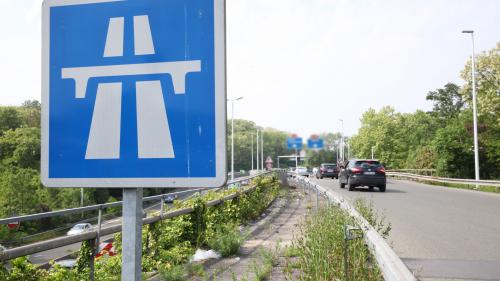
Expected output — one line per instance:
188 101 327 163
462 30 474 34
236 97 244 101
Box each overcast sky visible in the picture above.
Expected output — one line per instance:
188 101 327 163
0 0 498 137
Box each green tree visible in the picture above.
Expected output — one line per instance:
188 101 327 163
0 127 41 169
20 100 41 128
432 113 474 178
460 42 499 119
0 107 22 135
426 83 464 119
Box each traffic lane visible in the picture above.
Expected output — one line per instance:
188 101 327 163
313 178 500 260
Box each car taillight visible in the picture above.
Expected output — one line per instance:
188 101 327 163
376 167 386 174
351 167 362 174
320 167 325 171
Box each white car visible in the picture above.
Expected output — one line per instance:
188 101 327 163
294 167 309 177
67 223 92 236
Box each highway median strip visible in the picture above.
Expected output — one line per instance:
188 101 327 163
0 174 282 281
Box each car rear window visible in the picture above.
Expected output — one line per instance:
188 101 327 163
354 161 382 169
323 165 336 169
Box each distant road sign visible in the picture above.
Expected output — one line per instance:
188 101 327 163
42 0 226 188
307 138 324 149
287 137 303 149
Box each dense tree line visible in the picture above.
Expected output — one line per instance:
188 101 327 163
227 119 291 170
350 43 499 179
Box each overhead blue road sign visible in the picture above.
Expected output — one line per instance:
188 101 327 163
307 138 324 149
42 0 226 188
287 137 303 150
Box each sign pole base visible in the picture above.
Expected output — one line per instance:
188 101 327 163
122 188 143 281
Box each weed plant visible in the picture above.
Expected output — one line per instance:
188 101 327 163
288 201 386 281
206 223 244 257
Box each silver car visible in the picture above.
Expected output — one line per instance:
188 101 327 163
294 166 310 177
67 223 92 236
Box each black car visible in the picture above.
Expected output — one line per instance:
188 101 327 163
317 163 339 179
338 159 386 192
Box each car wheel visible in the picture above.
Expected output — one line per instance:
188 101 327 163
368 186 374 191
339 179 345 188
379 185 386 192
320 176 323 179
348 177 355 191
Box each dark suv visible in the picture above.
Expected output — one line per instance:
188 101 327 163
338 159 386 192
317 163 339 179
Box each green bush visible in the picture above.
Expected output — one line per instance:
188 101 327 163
159 264 185 281
206 223 243 257
0 175 282 280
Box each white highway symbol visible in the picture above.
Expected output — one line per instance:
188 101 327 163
61 15 202 159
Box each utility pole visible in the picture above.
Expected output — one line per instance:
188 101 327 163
227 97 243 181
462 30 480 184
251 133 254 171
256 129 260 171
347 142 350 160
339 119 344 162
261 131 264 171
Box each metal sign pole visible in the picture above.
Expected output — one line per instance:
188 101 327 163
122 188 143 281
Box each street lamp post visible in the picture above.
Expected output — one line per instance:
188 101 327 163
347 142 350 160
256 129 259 171
261 131 264 171
339 119 344 162
228 97 243 181
462 30 480 183
251 133 254 171
371 146 375 159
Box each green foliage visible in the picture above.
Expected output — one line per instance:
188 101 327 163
432 113 474 178
75 240 94 275
0 127 40 169
460 42 500 119
159 264 186 281
426 83 464 119
354 199 391 239
206 223 243 257
290 204 383 281
0 257 44 281
0 107 22 135
348 43 499 179
227 119 290 171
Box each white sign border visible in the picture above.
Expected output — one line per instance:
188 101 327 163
41 0 227 188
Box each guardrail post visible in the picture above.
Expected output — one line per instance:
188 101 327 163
159 196 165 220
315 186 319 211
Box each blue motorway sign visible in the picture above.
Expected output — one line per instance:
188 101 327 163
307 138 324 149
287 137 303 150
42 0 226 188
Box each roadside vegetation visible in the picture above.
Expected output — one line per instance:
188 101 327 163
349 43 499 180
0 175 281 281
284 199 390 281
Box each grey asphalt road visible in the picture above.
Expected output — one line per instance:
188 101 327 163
311 177 500 281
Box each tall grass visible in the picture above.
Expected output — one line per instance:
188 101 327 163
288 201 385 281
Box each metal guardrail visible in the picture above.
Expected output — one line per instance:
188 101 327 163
0 172 270 226
292 176 416 281
387 172 500 187
0 171 277 262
